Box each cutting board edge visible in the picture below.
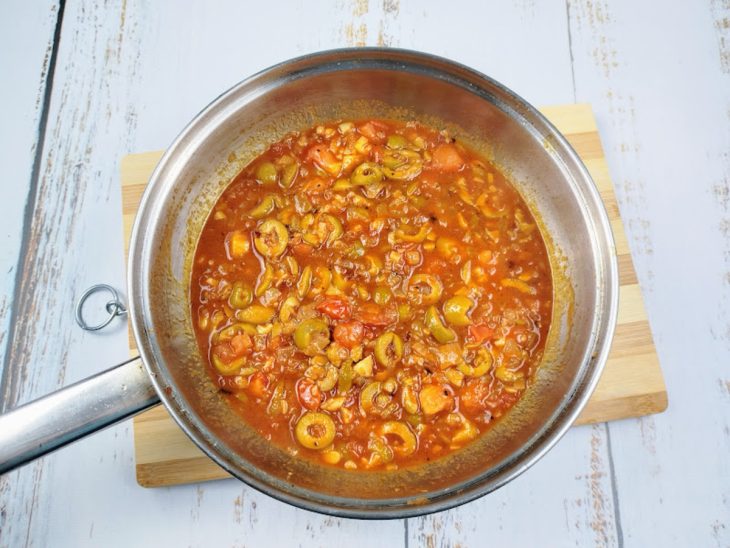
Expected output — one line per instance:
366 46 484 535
121 103 668 488
574 389 668 426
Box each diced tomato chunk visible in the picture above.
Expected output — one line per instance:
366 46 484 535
266 334 284 351
301 177 332 194
432 144 464 172
316 297 351 320
293 243 313 255
307 144 341 175
212 341 244 364
333 320 364 348
357 121 387 144
371 145 385 163
248 371 269 398
354 302 397 326
460 379 489 414
296 379 323 410
419 384 453 415
467 324 495 345
212 344 232 362
229 333 253 356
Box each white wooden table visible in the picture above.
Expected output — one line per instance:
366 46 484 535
1 1 728 546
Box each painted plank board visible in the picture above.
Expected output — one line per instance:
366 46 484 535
0 0 61 401
568 0 730 546
386 3 624 547
0 0 166 545
4 0 727 546
1 1 622 547
0 1 411 547
0 2 65 546
122 104 667 488
113 3 622 545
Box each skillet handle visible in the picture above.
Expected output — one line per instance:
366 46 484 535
0 356 159 474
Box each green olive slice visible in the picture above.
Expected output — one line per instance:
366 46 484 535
249 195 276 219
408 274 443 305
293 318 331 356
216 322 257 342
317 364 339 392
316 213 343 246
394 224 430 243
374 331 404 368
351 162 384 186
386 134 408 149
280 161 299 188
458 348 493 377
228 281 253 309
212 355 245 376
380 421 417 456
254 219 289 258
255 162 278 185
359 381 382 415
297 266 313 299
382 149 422 180
442 295 475 326
235 304 275 324
425 306 456 344
295 412 336 450
255 263 274 297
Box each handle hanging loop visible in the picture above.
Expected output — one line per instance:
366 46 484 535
75 284 127 332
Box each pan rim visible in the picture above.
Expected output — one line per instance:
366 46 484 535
127 47 619 519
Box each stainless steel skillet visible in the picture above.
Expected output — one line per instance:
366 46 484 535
0 48 618 518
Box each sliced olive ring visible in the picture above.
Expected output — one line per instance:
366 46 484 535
254 219 289 257
351 162 384 186
374 331 404 368
294 318 331 356
425 305 456 343
382 149 422 180
443 295 475 326
408 274 443 305
295 412 336 450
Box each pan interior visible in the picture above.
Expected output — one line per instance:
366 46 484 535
129 50 615 516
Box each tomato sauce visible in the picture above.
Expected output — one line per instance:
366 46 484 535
191 119 552 470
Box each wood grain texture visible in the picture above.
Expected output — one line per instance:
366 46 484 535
0 2 64 546
0 2 406 547
0 0 61 402
121 103 667 487
2 0 728 546
568 1 730 545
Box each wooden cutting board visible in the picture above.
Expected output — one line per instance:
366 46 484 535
120 103 667 488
